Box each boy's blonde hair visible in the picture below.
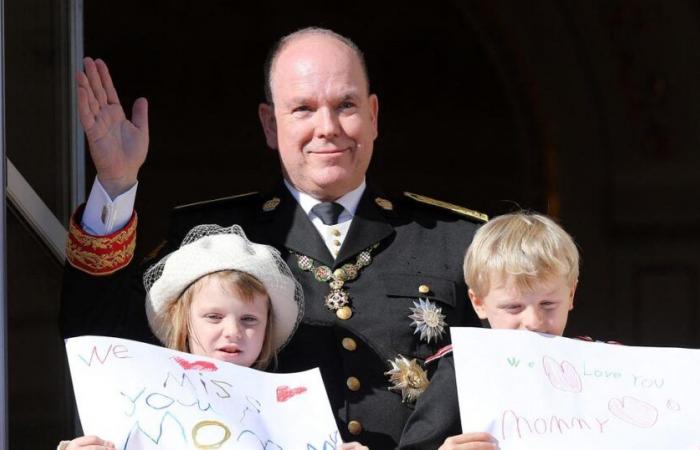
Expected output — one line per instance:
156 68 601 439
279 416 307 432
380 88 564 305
164 270 275 370
464 212 579 297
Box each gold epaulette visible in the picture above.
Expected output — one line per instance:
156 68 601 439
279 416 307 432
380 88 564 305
173 191 258 210
66 206 138 275
404 192 488 222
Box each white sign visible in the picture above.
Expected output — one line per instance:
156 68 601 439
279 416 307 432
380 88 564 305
66 336 341 449
451 328 700 450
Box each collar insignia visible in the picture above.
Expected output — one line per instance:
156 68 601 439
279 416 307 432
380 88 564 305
375 197 393 211
262 197 280 212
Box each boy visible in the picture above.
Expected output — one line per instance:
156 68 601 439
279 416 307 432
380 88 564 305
399 212 579 450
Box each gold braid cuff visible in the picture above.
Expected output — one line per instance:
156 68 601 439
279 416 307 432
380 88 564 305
66 205 138 276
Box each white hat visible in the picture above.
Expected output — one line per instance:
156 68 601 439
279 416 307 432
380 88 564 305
143 224 303 353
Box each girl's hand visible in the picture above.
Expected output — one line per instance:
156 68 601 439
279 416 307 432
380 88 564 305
340 442 369 450
65 435 115 450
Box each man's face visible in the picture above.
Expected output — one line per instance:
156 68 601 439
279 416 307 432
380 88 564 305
469 274 576 336
259 35 379 201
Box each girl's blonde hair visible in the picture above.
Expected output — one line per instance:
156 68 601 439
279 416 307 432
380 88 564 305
464 212 579 297
164 270 275 370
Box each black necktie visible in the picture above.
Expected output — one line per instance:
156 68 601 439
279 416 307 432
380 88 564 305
311 202 345 225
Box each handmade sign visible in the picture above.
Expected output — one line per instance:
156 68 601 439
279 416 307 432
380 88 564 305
451 328 700 449
66 336 341 449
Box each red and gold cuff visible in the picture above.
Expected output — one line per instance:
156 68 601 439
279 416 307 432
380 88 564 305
66 205 138 276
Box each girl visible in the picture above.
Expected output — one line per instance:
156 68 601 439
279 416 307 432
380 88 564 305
62 224 367 450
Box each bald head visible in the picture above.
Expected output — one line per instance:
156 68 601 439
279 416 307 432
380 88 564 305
256 26 379 200
263 27 370 104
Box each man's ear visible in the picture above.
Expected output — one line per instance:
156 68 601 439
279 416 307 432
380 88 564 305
468 288 488 320
369 93 379 140
258 103 278 149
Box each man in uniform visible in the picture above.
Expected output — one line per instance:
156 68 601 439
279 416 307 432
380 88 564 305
61 27 486 448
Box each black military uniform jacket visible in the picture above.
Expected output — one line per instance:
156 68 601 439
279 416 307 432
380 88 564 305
61 183 483 449
399 352 461 449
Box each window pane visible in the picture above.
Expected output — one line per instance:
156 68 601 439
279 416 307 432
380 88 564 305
5 0 73 224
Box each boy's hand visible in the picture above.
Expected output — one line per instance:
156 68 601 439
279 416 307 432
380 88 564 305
340 442 369 450
65 435 115 450
438 432 499 450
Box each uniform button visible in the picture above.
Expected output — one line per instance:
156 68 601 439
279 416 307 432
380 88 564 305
347 376 361 391
333 239 341 247
342 337 357 351
331 228 341 237
348 420 362 435
418 284 430 294
336 306 353 320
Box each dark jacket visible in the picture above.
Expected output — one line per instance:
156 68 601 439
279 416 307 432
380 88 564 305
399 352 461 449
61 184 483 449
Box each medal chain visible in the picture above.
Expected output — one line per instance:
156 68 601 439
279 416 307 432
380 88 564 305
293 243 379 311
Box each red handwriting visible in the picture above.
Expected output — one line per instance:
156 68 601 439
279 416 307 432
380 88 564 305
172 356 218 372
542 356 583 393
276 385 307 402
501 410 608 440
608 396 658 428
78 343 131 366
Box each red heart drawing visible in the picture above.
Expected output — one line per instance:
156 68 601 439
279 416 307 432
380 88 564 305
173 356 218 372
276 385 308 402
542 356 582 393
608 396 658 428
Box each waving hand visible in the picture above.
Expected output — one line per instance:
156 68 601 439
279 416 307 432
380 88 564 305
77 57 149 198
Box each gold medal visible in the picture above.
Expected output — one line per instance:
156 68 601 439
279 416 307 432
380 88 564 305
385 355 429 403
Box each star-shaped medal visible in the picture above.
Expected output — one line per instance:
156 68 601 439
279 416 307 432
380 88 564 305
408 298 447 343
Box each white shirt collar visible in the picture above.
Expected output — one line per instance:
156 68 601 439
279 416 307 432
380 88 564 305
284 179 366 218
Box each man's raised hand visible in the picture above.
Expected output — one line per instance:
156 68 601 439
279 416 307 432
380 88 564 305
77 57 148 198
